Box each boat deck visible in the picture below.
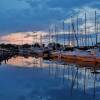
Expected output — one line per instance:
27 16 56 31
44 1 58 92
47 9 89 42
50 51 100 64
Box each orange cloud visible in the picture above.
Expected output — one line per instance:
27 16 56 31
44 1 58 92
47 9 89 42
0 31 48 45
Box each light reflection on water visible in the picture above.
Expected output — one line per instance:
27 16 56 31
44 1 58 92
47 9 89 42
0 56 100 100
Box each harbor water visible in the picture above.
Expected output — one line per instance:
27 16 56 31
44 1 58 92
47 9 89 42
0 56 99 100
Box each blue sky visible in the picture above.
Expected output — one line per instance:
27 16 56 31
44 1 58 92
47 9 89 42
0 0 100 35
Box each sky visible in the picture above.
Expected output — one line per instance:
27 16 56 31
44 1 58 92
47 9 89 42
0 0 100 34
0 0 100 44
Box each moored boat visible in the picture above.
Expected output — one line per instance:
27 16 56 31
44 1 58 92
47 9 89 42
96 57 100 63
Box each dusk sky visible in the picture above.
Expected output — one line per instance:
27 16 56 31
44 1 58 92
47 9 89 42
0 0 100 35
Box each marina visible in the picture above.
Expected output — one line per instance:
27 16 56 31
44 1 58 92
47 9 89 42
0 1 100 99
7 11 99 66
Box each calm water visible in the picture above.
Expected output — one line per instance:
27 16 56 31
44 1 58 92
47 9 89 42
0 56 100 100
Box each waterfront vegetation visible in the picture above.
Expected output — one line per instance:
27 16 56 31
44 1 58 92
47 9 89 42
0 41 100 51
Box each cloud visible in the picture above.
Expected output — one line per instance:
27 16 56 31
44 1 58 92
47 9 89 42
0 31 49 44
46 0 91 8
0 0 29 10
61 6 100 36
0 0 99 35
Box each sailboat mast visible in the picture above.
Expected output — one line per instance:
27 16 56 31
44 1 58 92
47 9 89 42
55 24 57 50
55 25 58 43
62 21 65 47
95 11 97 45
71 16 78 47
76 16 79 47
68 23 71 46
51 26 53 43
71 16 74 47
85 13 87 47
49 27 51 44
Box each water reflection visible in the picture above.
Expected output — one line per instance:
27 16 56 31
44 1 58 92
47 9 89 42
2 56 48 68
0 56 100 100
